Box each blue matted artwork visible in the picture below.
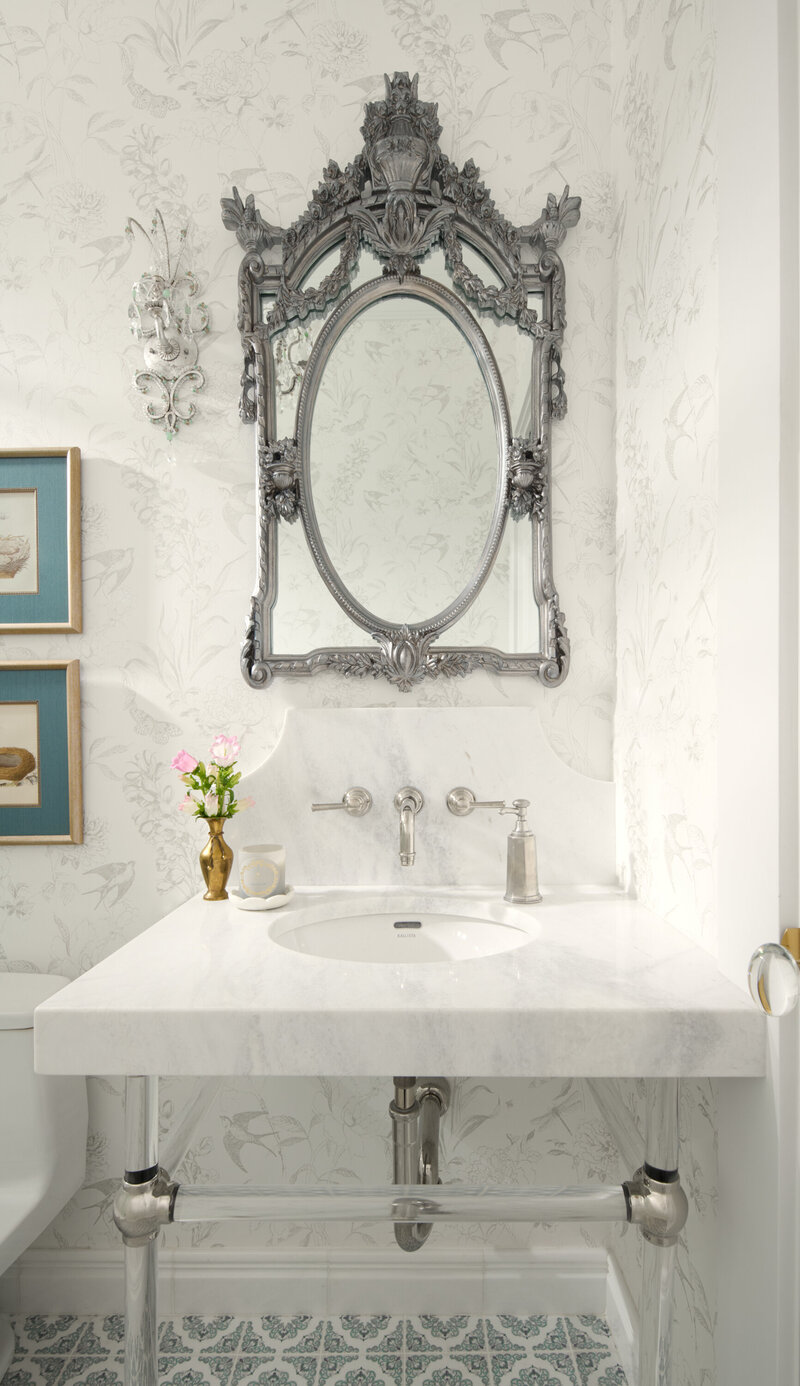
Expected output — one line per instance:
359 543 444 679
0 661 83 843
0 449 82 632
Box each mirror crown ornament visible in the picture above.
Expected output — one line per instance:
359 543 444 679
361 72 442 196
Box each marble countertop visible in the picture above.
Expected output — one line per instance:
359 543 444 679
34 886 764 1079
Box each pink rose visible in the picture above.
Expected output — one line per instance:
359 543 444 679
171 750 198 774
209 734 240 767
177 798 194 814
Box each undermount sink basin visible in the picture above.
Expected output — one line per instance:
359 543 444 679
270 906 535 964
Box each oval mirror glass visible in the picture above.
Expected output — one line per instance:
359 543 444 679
306 292 501 627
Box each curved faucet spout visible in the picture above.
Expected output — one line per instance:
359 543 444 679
394 787 424 867
400 801 415 866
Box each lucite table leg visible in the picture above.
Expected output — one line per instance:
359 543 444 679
637 1078 681 1386
123 1076 160 1386
639 1240 677 1386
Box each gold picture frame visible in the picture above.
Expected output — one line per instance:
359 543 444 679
0 660 83 844
0 448 82 633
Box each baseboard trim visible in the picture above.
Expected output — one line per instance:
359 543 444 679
0 1246 630 1333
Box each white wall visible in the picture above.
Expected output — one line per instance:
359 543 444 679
0 0 617 1262
0 1 746 1379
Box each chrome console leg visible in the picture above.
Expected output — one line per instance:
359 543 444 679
116 1076 162 1386
633 1079 684 1386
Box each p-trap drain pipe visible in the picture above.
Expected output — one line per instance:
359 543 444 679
390 1076 451 1252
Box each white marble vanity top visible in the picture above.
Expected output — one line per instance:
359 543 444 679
34 886 764 1079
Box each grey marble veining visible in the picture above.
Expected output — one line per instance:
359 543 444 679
34 708 763 1081
225 708 617 891
35 886 762 1079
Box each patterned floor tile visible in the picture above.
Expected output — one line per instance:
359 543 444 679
233 1370 310 1386
366 1323 404 1357
413 1365 491 1386
449 1352 490 1386
403 1324 441 1358
159 1357 194 1377
415 1319 477 1349
252 1317 316 1347
57 1367 123 1386
96 1318 125 1349
3 1313 629 1386
197 1352 237 1386
12 1319 85 1357
497 1321 569 1354
564 1320 612 1353
5 1360 69 1386
405 1356 439 1386
572 1360 625 1386
161 1318 243 1355
509 1357 579 1386
159 1369 213 1386
283 1322 326 1357
486 1349 527 1385
572 1352 614 1386
261 1355 318 1386
320 1365 400 1386
337 1317 396 1345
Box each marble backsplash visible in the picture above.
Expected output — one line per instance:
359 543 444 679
228 708 616 893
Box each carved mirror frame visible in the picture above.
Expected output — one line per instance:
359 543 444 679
222 71 581 691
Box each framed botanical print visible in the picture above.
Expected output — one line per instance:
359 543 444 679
0 448 82 633
0 660 83 844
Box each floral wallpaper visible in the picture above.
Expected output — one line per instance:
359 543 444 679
611 0 719 1382
0 0 719 1379
0 0 614 1249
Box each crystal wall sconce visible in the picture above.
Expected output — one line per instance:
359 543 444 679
126 211 209 441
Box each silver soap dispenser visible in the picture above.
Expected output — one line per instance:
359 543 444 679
500 799 542 904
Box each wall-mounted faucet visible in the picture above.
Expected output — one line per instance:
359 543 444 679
394 787 423 866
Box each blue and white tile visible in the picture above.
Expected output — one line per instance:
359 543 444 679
571 1354 615 1386
11 1318 86 1357
4 1359 71 1386
563 1320 612 1354
506 1360 578 1386
160 1318 243 1355
415 1319 477 1350
496 1320 569 1354
571 1358 623 1386
57 1366 123 1386
414 1364 491 1386
241 1317 314 1350
231 1366 311 1386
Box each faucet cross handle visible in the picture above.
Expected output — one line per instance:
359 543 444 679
311 786 373 816
446 786 505 818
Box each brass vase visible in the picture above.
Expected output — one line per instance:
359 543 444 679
199 817 234 901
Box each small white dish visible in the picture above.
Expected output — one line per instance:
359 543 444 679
231 885 295 912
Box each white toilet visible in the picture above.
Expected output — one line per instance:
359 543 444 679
0 974 88 1379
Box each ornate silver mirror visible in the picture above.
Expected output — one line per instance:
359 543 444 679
222 71 580 690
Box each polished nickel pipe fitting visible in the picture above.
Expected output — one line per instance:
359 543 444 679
390 1077 450 1252
623 1166 688 1247
113 1168 178 1247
